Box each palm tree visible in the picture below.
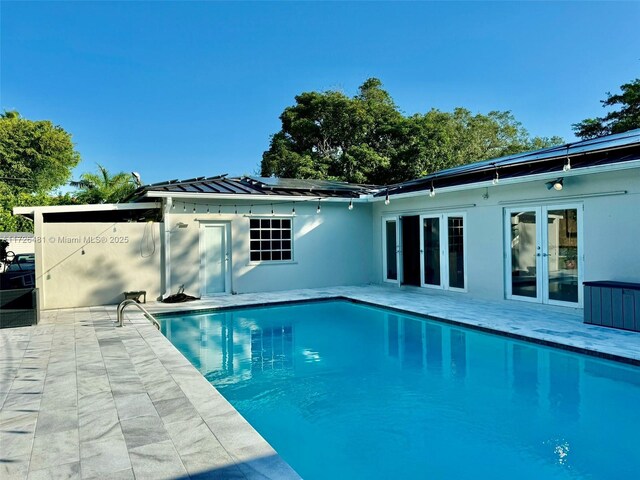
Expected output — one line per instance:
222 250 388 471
71 164 137 204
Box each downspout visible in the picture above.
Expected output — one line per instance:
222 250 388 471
161 197 172 299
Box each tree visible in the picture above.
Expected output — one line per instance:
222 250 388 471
70 164 137 204
0 110 81 193
261 79 562 184
0 186 76 232
573 78 640 140
0 111 80 232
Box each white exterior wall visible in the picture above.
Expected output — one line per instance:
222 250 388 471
167 200 374 296
372 167 640 302
39 222 162 309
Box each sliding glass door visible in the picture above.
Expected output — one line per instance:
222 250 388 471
420 213 466 291
506 205 582 305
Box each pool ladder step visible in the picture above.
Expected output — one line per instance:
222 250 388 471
116 299 161 329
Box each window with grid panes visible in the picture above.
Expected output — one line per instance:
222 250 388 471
249 218 292 262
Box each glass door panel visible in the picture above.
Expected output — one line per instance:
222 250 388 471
448 216 465 289
510 211 538 298
423 217 441 286
385 220 398 281
547 208 579 303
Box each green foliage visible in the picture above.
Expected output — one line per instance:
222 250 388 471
0 183 76 232
0 111 80 232
261 78 563 184
0 110 81 194
573 78 640 140
70 164 136 204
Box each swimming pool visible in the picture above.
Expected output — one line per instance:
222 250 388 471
159 300 640 479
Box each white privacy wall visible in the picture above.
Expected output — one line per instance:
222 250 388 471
39 222 162 309
372 167 640 301
167 200 374 296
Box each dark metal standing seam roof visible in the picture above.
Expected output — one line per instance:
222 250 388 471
124 129 640 202
376 128 640 197
125 175 379 202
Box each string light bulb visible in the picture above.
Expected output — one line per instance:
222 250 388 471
206 206 210 213
234 205 237 214
249 206 252 215
316 201 321 214
348 199 353 210
492 170 499 185
183 203 186 212
563 157 571 172
193 204 196 213
384 190 390 205
429 181 436 198
292 205 296 216
271 204 274 215
218 206 221 214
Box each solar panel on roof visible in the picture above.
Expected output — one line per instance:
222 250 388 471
246 176 369 191
396 128 640 188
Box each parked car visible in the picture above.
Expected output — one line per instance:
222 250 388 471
6 254 35 271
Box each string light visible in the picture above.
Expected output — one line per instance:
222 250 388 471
271 203 274 215
218 206 221 214
348 199 353 210
292 205 296 216
563 157 571 172
429 181 436 198
316 201 321 214
249 205 252 215
492 169 499 185
193 204 196 213
206 206 210 213
183 203 186 212
384 190 390 205
234 205 237 214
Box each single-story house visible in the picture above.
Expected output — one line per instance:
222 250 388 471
14 129 640 310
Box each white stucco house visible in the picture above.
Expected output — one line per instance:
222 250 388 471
14 129 640 311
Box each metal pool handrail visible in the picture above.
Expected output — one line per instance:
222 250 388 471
117 299 161 330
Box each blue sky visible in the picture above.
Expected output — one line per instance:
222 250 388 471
1 1 638 186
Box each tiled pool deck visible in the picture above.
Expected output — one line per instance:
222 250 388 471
2 285 640 479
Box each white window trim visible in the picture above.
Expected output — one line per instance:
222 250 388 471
248 216 294 264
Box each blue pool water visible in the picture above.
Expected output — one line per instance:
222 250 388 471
160 300 640 479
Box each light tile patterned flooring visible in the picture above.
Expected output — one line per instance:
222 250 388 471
1 285 639 479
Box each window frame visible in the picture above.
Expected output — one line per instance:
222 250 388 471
248 217 294 264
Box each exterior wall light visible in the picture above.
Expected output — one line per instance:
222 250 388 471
546 178 564 191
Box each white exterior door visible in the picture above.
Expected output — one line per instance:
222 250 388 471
419 213 467 291
200 223 230 295
505 205 582 306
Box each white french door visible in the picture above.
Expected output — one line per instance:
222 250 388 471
419 213 467 291
382 217 400 284
505 205 583 306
